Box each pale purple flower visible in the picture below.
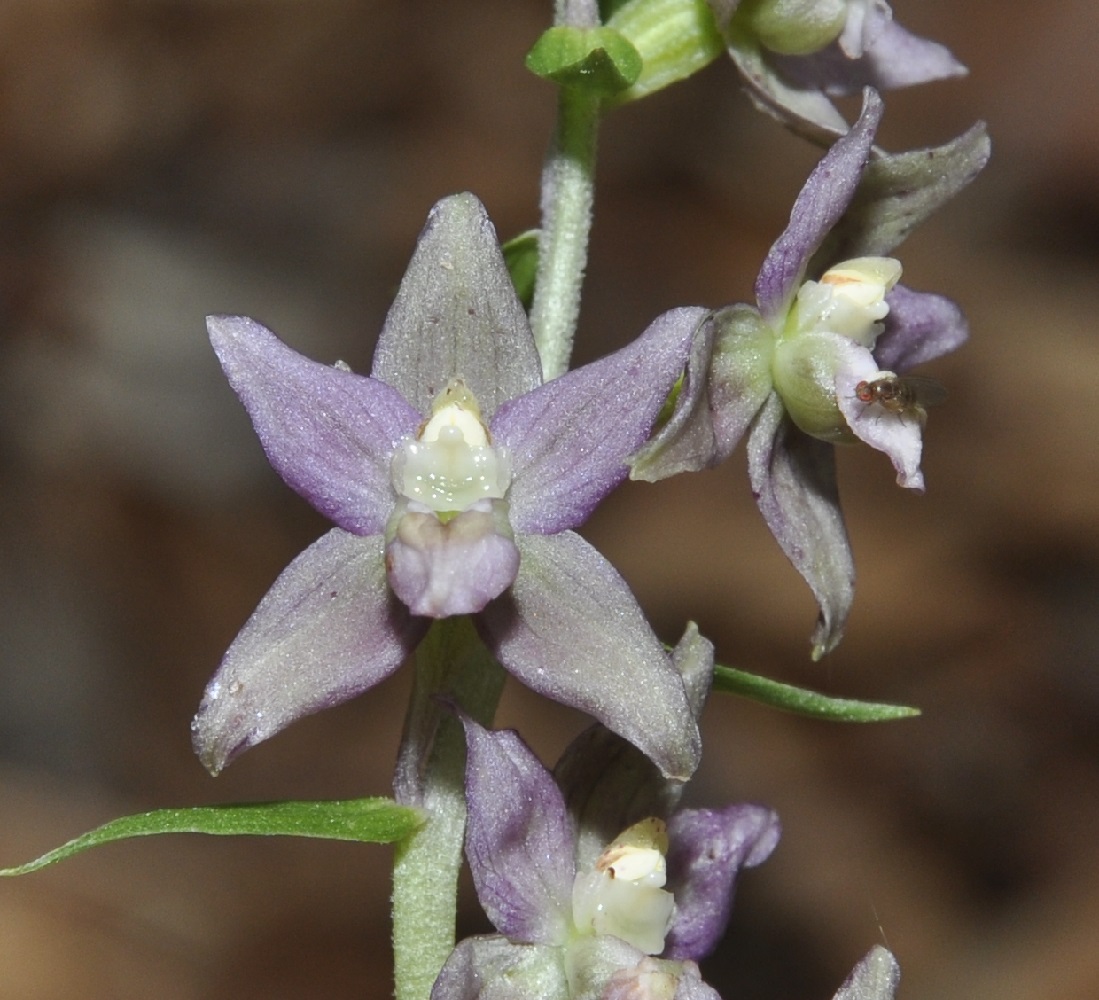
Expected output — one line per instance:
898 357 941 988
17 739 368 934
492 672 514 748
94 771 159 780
193 192 707 780
433 629 780 1000
632 90 989 658
708 0 966 143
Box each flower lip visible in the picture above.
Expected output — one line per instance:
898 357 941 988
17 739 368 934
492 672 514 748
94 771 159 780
385 499 521 618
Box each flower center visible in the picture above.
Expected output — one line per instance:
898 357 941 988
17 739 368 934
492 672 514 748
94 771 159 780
790 256 901 346
392 379 511 515
571 817 675 955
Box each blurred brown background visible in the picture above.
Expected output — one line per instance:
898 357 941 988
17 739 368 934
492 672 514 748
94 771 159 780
1 1 1097 998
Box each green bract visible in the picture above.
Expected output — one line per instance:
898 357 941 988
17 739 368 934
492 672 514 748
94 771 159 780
525 26 643 97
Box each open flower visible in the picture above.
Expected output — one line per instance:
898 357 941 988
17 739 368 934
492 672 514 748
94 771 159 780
194 192 707 780
708 0 966 142
433 628 780 1000
632 90 988 658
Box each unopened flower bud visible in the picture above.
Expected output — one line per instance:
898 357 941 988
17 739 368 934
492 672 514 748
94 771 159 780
737 0 848 55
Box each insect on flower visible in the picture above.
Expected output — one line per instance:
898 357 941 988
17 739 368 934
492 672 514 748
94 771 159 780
854 373 947 427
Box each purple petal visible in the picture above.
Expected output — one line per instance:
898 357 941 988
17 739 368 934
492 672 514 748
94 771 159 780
853 21 967 91
372 193 542 422
495 308 708 535
479 532 701 781
874 285 968 372
835 358 925 491
431 937 568 1000
208 315 420 536
631 305 775 482
462 719 576 945
833 947 900 1000
755 90 882 322
386 503 520 617
629 312 720 482
664 804 781 961
192 528 425 774
747 393 854 659
774 22 966 97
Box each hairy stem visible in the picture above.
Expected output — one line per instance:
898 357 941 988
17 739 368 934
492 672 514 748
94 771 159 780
391 618 505 1000
530 2 603 380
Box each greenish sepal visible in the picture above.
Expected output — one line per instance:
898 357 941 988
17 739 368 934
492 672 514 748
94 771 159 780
525 26 643 97
712 302 774 395
734 0 847 56
812 123 993 268
713 664 921 722
605 0 725 105
502 229 540 310
1 798 425 877
771 333 853 443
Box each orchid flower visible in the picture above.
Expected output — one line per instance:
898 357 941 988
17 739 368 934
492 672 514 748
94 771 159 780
632 90 988 658
707 0 966 143
193 192 708 780
433 628 781 1000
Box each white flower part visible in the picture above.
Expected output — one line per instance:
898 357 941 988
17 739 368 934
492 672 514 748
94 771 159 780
572 818 675 956
392 378 512 513
833 345 926 491
839 0 892 58
792 256 902 347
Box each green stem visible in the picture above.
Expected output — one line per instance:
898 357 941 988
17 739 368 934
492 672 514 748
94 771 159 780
530 17 603 380
390 618 505 1000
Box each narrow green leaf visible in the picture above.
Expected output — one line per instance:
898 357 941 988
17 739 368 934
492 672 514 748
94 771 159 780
1 797 424 877
502 229 540 309
713 664 921 722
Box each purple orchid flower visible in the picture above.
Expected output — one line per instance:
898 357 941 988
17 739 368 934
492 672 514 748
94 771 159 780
433 628 781 1000
632 90 988 658
708 0 966 143
193 192 707 780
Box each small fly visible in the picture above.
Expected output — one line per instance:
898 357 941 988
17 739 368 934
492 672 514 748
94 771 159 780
854 374 947 427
